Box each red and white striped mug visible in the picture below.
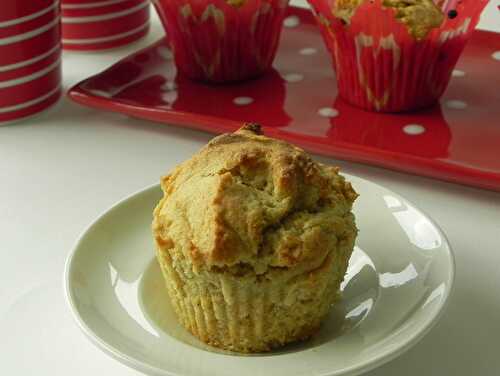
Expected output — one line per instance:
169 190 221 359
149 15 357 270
0 0 62 123
61 0 150 51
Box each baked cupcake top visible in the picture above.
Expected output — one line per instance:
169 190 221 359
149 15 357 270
153 124 357 276
332 0 364 23
226 0 246 7
333 0 444 39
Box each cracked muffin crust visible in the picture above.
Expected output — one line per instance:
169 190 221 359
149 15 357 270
152 123 358 352
382 0 444 39
333 0 444 39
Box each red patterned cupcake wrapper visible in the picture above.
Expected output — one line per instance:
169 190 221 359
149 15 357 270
308 0 489 112
154 0 289 83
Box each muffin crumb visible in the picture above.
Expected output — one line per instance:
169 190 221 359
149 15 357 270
382 0 444 39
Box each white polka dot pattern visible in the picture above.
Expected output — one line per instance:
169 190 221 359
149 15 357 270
452 69 465 77
233 96 254 106
403 124 425 135
492 51 500 61
299 47 318 56
283 73 304 83
283 16 300 28
318 107 339 118
446 100 467 110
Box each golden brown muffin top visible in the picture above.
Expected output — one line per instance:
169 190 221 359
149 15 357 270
383 0 444 39
226 0 246 7
153 124 357 275
333 0 444 40
332 0 365 24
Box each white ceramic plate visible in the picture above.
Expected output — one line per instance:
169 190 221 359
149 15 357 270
65 175 455 376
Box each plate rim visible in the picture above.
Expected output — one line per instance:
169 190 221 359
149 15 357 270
64 174 456 376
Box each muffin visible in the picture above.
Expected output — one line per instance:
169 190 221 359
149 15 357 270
152 124 358 352
153 0 290 83
307 0 489 112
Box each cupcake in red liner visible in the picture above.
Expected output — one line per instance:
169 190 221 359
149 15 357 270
307 0 489 112
153 0 289 83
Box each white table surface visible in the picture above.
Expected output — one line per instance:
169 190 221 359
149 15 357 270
1 1 499 375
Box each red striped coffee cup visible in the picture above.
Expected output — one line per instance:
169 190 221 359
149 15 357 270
61 0 150 51
0 1 62 123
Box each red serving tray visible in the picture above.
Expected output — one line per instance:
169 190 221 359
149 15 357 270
68 6 500 192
